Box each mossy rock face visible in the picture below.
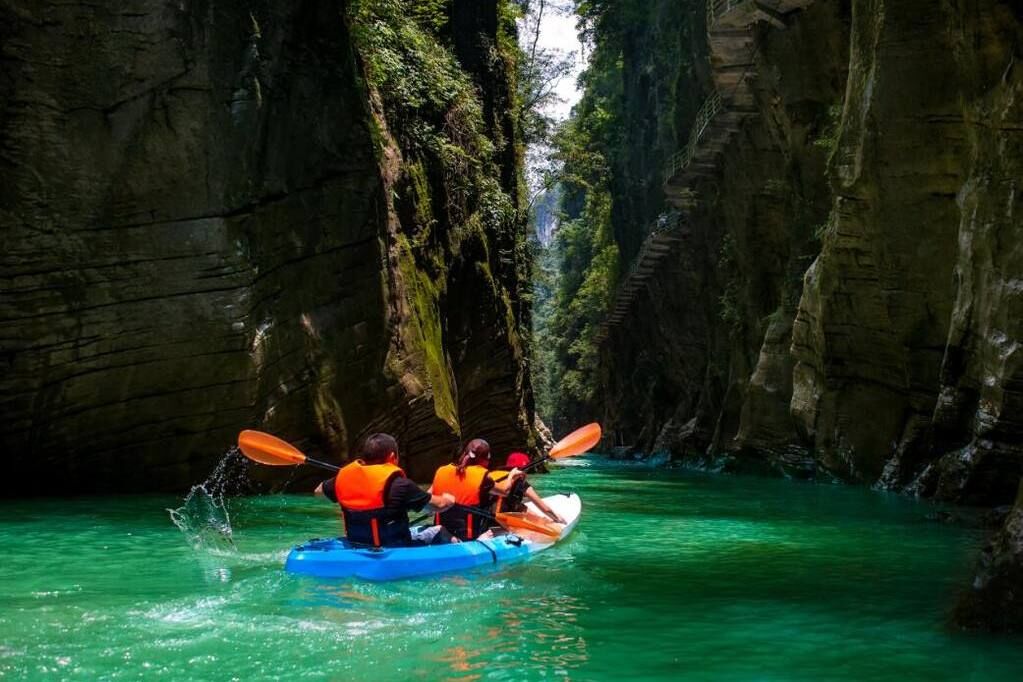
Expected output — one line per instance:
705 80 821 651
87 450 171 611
575 0 1023 631
592 0 844 471
0 0 536 492
361 0 535 475
1 0 385 493
392 234 458 433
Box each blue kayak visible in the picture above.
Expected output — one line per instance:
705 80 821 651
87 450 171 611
285 493 581 581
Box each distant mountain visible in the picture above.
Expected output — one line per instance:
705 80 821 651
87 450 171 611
531 185 562 246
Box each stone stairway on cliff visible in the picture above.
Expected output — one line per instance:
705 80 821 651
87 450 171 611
595 0 814 345
594 214 688 343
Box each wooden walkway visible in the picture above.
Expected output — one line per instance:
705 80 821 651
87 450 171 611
664 0 814 203
596 0 814 344
594 215 687 344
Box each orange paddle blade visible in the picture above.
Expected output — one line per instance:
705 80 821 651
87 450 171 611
549 422 602 459
237 430 308 467
495 512 561 538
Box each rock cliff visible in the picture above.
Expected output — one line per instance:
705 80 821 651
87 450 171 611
591 0 1022 629
0 0 535 493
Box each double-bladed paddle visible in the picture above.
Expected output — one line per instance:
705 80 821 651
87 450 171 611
237 430 340 472
491 422 602 482
237 422 602 475
236 430 572 538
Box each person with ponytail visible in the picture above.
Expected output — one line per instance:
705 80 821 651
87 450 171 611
429 438 522 541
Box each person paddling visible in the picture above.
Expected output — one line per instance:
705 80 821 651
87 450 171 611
429 439 522 541
314 433 456 547
491 452 566 524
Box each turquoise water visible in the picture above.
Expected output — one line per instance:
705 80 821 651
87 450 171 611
1 459 1021 680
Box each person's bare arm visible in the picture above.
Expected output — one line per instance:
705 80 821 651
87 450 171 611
313 482 326 496
424 492 455 513
489 468 524 496
524 486 565 523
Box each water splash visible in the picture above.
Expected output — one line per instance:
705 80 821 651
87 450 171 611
169 447 250 553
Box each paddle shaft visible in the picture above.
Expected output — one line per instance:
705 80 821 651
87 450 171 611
290 454 494 526
411 458 549 524
490 455 549 484
306 457 339 473
410 502 498 526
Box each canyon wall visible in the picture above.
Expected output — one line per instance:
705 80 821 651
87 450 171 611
594 0 1022 629
602 0 1023 507
0 0 535 494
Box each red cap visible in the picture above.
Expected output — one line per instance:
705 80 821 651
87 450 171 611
505 452 530 469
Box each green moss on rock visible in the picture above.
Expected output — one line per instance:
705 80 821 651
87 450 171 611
394 234 458 431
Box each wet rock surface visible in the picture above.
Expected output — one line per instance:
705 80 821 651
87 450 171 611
791 0 1023 500
955 483 1023 632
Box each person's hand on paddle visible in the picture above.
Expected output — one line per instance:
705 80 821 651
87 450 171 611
538 507 566 524
535 500 565 524
520 485 566 524
491 468 526 497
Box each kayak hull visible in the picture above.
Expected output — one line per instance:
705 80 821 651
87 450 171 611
285 493 581 581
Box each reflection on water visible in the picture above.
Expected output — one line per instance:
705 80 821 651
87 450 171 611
1 459 1022 681
437 645 487 680
432 593 588 680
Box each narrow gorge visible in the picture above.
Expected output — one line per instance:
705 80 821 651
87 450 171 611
536 0 1023 631
3 0 1023 659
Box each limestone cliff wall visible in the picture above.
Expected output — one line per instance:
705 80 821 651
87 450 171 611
0 0 534 493
598 0 1023 630
602 0 1022 502
600 0 847 476
792 0 1023 507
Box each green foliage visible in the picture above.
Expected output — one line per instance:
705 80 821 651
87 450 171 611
350 0 530 425
812 217 832 242
530 20 624 428
350 0 523 235
516 1 578 144
408 0 449 32
812 104 843 154
349 0 485 157
528 0 706 427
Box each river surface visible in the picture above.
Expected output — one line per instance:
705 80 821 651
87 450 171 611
2 459 1022 680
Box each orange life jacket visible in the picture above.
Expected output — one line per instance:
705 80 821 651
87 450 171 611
489 469 528 514
431 463 493 540
335 461 407 547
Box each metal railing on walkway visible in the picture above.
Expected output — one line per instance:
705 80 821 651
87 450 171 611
594 213 687 343
599 0 815 345
662 91 722 185
707 0 744 26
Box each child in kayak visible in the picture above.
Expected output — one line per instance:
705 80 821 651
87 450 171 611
429 439 523 541
490 452 566 524
315 433 456 548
